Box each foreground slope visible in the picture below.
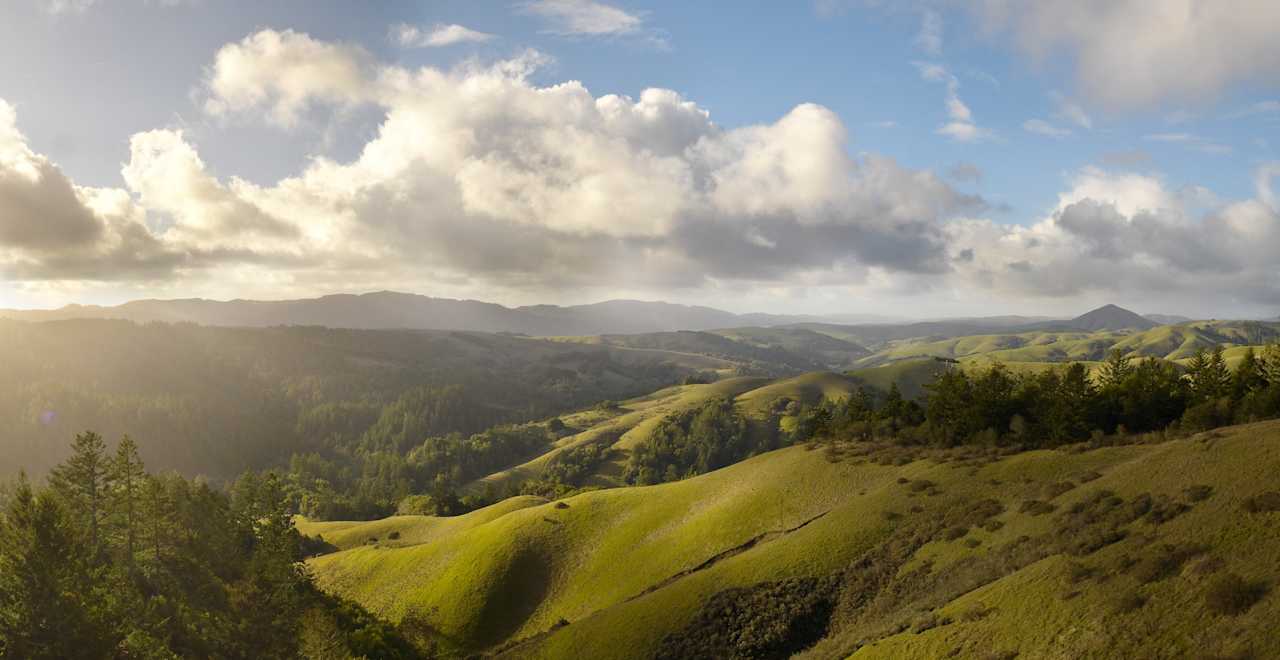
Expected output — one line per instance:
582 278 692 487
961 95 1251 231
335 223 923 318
303 421 1280 659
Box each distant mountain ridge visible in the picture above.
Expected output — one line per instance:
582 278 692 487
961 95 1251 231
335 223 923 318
0 291 837 337
1065 303 1158 331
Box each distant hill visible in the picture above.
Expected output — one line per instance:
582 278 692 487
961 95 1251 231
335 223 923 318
1066 304 1158 331
0 292 821 336
1145 313 1194 325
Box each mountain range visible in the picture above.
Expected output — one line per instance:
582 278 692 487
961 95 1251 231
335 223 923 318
0 292 1197 336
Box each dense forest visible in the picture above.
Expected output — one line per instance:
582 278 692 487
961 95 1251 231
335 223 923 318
0 320 697 482
0 433 416 658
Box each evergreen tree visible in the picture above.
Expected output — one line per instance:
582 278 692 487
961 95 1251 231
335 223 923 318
1187 346 1231 403
1098 349 1133 389
1233 347 1267 399
0 476 108 657
109 435 146 571
47 431 111 556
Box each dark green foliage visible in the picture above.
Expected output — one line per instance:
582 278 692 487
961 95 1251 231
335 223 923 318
0 433 418 659
0 320 690 483
655 576 839 660
521 441 615 497
1241 491 1280 513
1131 544 1205 584
1205 573 1268 616
625 397 753 485
800 341 1280 450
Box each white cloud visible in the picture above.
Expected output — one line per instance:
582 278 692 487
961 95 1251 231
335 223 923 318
916 62 991 143
0 99 180 280
519 0 644 36
946 164 1280 306
202 29 377 128
391 23 495 48
914 10 942 55
1022 119 1070 139
41 0 97 14
10 27 1280 312
965 0 1280 109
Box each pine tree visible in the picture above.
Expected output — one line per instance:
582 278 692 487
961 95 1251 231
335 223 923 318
109 436 147 572
1098 349 1133 389
48 431 111 557
0 476 107 657
1233 347 1267 399
1187 346 1231 403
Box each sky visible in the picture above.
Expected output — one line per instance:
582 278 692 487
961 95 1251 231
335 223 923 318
0 0 1278 319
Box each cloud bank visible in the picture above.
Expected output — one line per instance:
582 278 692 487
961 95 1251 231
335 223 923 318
2 28 1279 313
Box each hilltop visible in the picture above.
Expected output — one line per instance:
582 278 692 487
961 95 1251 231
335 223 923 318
1066 304 1158 331
301 420 1280 659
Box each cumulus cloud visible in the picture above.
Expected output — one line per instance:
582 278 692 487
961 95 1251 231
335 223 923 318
10 27 1280 313
391 23 494 48
965 0 1280 109
0 31 991 295
0 100 181 280
202 29 377 127
946 165 1280 306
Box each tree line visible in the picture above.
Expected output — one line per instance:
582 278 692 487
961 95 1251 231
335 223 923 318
804 345 1280 448
0 432 416 659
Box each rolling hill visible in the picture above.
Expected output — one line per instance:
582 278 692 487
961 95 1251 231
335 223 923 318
847 320 1280 369
461 372 864 497
301 420 1280 659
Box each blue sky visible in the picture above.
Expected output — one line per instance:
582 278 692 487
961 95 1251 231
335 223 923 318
0 1 1278 317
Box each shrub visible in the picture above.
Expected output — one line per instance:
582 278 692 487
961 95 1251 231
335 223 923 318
1077 470 1102 483
1115 590 1147 613
1019 499 1056 516
1242 491 1280 513
943 525 969 541
554 501 570 509
908 479 936 492
387 531 401 540
1183 485 1214 502
1205 573 1268 616
1131 544 1204 584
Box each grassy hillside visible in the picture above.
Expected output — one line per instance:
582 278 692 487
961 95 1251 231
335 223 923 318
851 320 1280 370
463 372 862 495
303 421 1280 659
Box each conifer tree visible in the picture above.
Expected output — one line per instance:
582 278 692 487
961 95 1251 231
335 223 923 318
0 476 106 656
109 435 146 571
48 431 111 556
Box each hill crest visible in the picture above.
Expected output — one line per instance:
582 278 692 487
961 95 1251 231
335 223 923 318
1068 303 1158 331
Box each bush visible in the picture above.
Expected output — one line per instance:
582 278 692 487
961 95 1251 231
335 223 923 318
1183 484 1214 502
1242 491 1280 513
387 531 401 540
1019 499 1056 516
1205 573 1268 616
1115 590 1147 613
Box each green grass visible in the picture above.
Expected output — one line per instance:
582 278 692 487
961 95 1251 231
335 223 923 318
306 420 1280 659
853 321 1280 373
